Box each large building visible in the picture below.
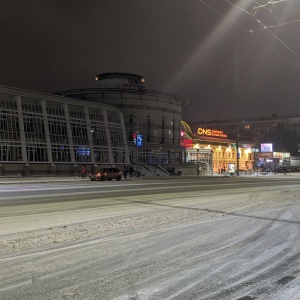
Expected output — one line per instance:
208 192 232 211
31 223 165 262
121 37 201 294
0 85 129 176
57 72 189 166
0 73 189 176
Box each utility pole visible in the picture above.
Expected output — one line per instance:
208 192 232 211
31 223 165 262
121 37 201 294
136 114 139 174
196 148 199 176
236 129 240 176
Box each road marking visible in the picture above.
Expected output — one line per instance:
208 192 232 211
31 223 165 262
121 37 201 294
1 184 299 204
0 280 31 292
0 177 297 193
1 203 300 263
0 182 169 192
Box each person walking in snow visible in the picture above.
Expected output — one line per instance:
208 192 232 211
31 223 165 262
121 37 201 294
129 166 133 177
81 164 86 178
123 165 128 179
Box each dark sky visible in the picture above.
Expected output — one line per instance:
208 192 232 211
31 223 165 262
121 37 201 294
1 0 300 121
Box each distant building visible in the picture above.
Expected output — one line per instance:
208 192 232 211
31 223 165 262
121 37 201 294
190 114 300 155
180 121 254 174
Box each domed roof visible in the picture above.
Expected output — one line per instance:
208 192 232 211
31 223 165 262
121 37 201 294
94 72 145 91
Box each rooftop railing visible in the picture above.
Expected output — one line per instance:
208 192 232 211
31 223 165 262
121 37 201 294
55 88 189 108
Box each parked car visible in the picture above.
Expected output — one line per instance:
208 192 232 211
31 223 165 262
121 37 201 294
273 167 288 174
90 168 122 181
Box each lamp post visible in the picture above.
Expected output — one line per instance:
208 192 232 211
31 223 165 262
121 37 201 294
236 129 240 176
136 130 139 167
197 148 199 176
90 125 97 172
136 114 139 174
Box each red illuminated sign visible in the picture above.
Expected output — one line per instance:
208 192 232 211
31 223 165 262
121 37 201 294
183 139 193 148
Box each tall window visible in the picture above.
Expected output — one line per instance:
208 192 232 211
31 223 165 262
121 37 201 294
161 117 165 144
129 114 133 124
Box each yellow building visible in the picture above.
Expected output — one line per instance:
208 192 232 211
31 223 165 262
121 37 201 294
182 122 254 174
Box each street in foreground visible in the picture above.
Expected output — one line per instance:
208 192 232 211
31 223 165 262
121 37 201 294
1 177 300 299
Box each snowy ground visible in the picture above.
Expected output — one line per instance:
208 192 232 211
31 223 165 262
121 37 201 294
1 179 300 299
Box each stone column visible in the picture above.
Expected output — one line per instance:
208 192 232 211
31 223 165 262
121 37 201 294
84 107 95 164
102 110 113 164
16 96 27 163
40 99 54 165
63 103 75 164
119 111 130 164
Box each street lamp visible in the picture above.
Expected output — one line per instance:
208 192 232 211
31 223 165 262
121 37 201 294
197 148 199 176
90 125 98 169
236 129 240 176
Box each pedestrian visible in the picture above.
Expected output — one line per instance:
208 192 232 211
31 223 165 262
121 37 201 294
129 166 133 177
81 164 86 178
123 166 128 179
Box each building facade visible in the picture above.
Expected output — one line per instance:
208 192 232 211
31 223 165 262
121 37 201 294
189 114 300 170
191 114 300 155
0 85 129 176
57 72 189 166
181 122 254 174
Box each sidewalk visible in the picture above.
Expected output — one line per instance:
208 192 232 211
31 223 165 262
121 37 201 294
0 176 86 184
0 174 201 184
1 172 298 184
0 175 142 184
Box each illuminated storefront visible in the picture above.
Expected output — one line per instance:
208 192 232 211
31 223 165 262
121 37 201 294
181 124 254 174
256 143 290 169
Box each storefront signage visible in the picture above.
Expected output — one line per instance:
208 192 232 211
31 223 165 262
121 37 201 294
181 138 193 148
258 152 273 159
133 133 143 147
197 128 227 138
261 143 273 152
136 134 143 147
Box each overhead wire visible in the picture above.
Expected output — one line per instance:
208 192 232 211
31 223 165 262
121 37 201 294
250 0 300 99
198 0 300 67
251 0 288 17
225 0 300 59
251 0 300 45
253 20 300 32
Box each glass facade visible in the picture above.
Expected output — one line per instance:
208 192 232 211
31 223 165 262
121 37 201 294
0 88 129 165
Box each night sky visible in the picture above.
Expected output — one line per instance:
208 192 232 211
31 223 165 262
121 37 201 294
1 0 300 122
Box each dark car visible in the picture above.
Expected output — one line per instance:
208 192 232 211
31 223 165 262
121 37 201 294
90 168 122 181
273 167 288 174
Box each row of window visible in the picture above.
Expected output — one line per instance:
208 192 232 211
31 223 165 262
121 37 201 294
137 149 183 164
213 152 252 160
128 116 177 144
127 105 179 115
0 98 126 163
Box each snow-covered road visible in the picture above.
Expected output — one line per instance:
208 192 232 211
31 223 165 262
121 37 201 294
1 178 300 299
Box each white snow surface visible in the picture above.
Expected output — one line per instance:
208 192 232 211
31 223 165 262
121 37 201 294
1 181 300 299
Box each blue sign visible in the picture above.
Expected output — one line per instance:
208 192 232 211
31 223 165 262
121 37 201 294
136 134 143 147
77 146 90 156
